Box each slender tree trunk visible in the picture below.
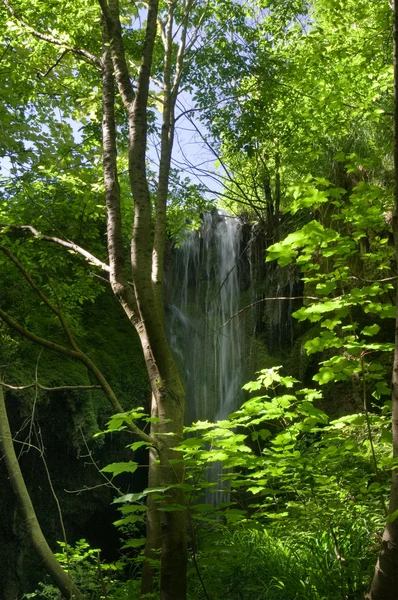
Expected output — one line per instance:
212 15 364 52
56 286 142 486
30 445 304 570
125 3 188 596
274 142 281 219
140 443 162 596
262 166 275 239
100 0 187 600
0 384 84 600
367 2 398 597
99 1 188 596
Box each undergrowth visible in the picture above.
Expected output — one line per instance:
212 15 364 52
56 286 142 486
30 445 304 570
187 524 379 600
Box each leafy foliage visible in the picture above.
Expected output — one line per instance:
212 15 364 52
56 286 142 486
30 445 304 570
24 539 126 600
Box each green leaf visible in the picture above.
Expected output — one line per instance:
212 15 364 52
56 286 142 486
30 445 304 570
316 281 336 295
361 324 381 336
368 482 381 493
179 437 204 449
259 428 272 440
380 429 392 445
121 538 146 549
373 381 391 399
129 441 152 451
313 367 336 384
101 462 138 477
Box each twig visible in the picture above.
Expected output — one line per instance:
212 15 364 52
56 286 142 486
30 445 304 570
64 482 114 495
188 508 211 600
28 349 43 444
0 382 102 392
97 552 108 600
41 442 71 573
360 354 388 516
38 50 69 78
220 296 319 328
73 427 123 496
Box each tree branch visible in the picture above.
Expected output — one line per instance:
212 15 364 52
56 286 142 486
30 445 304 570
101 18 127 288
0 0 101 67
100 17 141 328
0 307 83 360
0 245 79 350
0 223 110 272
152 0 175 293
98 0 135 108
0 382 102 392
0 307 156 446
220 296 319 329
37 50 69 79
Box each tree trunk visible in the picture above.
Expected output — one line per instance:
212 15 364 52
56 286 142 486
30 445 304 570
367 1 398 597
99 2 188 596
0 384 84 600
140 445 162 596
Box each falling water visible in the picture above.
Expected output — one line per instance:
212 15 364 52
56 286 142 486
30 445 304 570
167 211 243 502
166 211 304 503
167 211 243 426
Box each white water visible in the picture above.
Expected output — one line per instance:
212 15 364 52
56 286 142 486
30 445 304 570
168 211 243 425
167 211 243 502
167 211 301 503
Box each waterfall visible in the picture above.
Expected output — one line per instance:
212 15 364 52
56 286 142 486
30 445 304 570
167 211 243 426
166 211 302 503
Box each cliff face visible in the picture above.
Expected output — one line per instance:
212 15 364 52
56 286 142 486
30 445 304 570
0 291 150 599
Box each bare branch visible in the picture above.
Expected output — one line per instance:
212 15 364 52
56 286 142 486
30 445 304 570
177 1 208 68
171 1 190 99
157 14 167 47
37 50 69 78
0 382 102 392
63 427 123 496
220 296 319 329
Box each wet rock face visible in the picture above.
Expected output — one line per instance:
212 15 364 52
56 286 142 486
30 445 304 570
0 484 21 600
0 288 151 599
